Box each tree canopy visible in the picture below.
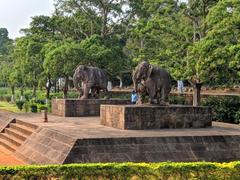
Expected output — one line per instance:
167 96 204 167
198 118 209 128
0 0 240 98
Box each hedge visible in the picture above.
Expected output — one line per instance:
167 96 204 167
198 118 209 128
202 96 240 124
0 162 239 180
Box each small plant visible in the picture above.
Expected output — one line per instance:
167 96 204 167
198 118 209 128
16 100 25 111
38 104 48 112
23 101 30 112
169 95 186 105
234 111 240 124
30 103 38 113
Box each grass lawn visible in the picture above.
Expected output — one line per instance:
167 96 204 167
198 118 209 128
0 101 20 113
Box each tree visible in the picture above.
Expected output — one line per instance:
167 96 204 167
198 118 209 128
44 40 84 98
55 0 127 38
0 28 13 55
186 0 240 86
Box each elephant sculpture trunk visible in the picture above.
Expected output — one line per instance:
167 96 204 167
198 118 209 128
73 75 83 98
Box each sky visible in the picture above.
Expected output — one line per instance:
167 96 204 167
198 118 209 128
0 0 55 39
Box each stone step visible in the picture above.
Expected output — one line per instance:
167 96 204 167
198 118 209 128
0 133 22 147
4 128 27 141
16 120 38 130
0 138 17 152
9 124 34 136
0 145 13 155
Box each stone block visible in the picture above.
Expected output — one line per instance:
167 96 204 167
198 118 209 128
52 99 131 117
101 105 212 129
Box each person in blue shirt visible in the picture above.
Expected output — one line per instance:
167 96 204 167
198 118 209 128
131 90 138 104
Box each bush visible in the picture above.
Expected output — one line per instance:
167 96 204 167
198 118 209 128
0 162 239 179
169 95 186 105
30 103 38 113
202 96 240 124
38 104 48 112
15 100 25 111
23 101 30 112
234 111 240 124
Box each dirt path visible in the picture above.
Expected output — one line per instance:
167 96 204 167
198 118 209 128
0 147 24 166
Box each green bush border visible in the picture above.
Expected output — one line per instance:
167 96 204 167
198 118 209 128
0 161 239 179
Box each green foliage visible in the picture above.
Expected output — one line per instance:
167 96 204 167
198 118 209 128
169 95 187 105
0 162 239 179
79 35 130 76
202 96 240 124
38 104 48 112
187 0 240 85
23 101 30 112
234 111 240 124
15 100 25 111
30 103 38 113
44 40 84 78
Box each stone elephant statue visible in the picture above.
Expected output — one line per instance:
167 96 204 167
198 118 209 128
132 61 171 105
73 65 109 99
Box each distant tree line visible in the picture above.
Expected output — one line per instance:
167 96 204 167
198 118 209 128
0 0 239 99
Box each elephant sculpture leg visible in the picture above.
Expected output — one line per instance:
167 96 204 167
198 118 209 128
158 88 169 105
80 82 94 99
148 87 156 104
136 83 146 104
91 87 101 99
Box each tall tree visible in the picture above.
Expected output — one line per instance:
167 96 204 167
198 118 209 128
187 0 240 86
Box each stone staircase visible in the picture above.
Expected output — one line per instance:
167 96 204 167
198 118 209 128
0 120 38 152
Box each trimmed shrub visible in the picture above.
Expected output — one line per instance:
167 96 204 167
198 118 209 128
0 162 239 179
30 103 38 113
202 96 240 124
15 100 25 111
38 104 48 112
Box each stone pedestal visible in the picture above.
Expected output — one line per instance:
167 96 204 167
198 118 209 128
101 105 212 130
52 99 131 117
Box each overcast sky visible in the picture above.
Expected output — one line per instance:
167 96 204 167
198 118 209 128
0 0 55 39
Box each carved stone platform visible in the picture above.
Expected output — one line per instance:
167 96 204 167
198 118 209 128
52 99 131 117
100 105 212 130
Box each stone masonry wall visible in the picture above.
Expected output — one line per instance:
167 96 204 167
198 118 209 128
52 99 131 117
101 105 212 129
64 135 240 163
14 127 76 164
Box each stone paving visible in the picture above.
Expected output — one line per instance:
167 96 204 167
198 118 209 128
10 113 240 139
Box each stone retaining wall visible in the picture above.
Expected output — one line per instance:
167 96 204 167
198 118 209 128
64 135 240 163
101 105 212 129
52 99 131 117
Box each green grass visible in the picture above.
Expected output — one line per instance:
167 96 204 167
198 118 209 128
0 101 20 112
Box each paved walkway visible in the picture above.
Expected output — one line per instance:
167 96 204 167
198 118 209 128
0 147 24 166
11 113 240 139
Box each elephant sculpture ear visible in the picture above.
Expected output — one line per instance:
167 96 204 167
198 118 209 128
147 65 153 78
82 65 87 70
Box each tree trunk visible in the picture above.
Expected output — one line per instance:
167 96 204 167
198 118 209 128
117 75 123 88
53 79 57 93
193 83 202 106
63 76 69 99
46 76 52 99
101 8 108 38
33 85 37 98
20 86 24 101
11 86 15 102
119 79 123 88
32 73 37 97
